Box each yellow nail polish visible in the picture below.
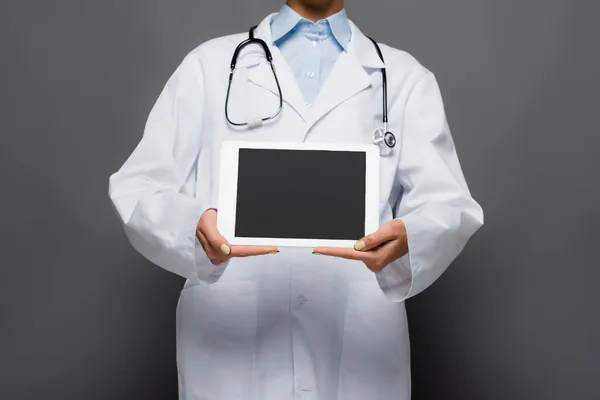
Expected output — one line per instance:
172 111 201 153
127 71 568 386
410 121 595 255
312 251 320 255
354 240 366 251
270 250 280 254
220 244 231 256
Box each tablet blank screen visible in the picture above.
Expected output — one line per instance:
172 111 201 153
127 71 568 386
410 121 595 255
234 148 366 240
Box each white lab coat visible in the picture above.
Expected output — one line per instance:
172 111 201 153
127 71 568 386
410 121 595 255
109 13 483 400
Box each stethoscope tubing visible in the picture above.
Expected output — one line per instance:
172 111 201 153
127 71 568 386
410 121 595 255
225 25 396 151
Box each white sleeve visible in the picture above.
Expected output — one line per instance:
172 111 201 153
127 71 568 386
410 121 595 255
108 54 229 284
375 69 484 301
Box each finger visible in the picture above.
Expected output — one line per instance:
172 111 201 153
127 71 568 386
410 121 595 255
363 239 404 272
197 230 228 265
363 251 389 272
197 229 229 265
230 245 279 258
199 211 231 256
312 247 372 262
354 221 401 251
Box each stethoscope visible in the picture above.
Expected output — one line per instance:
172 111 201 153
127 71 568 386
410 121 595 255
225 26 396 156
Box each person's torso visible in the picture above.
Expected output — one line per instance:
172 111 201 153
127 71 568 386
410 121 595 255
175 14 425 399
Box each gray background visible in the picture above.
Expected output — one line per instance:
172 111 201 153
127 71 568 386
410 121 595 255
1 0 599 399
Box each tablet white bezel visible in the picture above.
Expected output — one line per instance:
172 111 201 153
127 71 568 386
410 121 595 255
217 141 379 248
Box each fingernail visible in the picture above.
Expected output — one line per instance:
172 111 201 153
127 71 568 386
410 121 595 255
354 240 366 251
312 251 320 255
270 250 280 254
220 244 231 256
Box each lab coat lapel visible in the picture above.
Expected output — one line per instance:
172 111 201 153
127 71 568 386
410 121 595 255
304 50 369 131
245 15 308 122
304 22 385 133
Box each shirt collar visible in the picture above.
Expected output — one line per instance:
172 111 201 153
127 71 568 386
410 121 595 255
270 3 351 51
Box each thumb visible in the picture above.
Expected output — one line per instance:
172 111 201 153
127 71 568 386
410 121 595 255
354 221 399 251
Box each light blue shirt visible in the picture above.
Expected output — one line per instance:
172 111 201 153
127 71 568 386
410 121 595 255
270 4 351 107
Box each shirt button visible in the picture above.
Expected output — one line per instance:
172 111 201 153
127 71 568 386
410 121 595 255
305 102 312 108
317 25 324 32
306 71 315 78
298 294 308 305
312 40 317 47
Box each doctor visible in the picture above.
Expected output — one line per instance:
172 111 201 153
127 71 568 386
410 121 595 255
109 0 483 399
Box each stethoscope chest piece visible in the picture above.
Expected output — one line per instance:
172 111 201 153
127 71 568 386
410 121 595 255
373 129 395 156
384 131 396 148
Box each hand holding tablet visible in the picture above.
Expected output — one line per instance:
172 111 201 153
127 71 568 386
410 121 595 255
197 141 409 270
196 208 279 265
313 218 409 272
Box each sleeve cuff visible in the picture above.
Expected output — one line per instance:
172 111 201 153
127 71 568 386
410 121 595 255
374 215 420 302
193 234 230 283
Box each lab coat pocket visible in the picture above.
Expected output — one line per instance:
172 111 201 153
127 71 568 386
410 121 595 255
338 280 410 400
176 281 258 399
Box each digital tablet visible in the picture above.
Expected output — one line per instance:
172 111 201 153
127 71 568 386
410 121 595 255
217 141 379 248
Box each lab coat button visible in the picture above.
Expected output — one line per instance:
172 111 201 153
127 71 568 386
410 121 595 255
296 377 311 389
